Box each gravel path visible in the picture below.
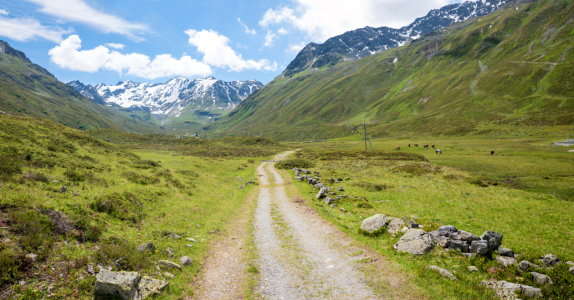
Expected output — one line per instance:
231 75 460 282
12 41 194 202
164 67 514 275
253 153 379 299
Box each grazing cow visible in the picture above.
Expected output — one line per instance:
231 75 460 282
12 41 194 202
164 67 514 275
424 144 429 148
432 144 435 149
436 149 442 155
414 144 419 147
396 146 401 150
408 144 411 147
491 151 494 155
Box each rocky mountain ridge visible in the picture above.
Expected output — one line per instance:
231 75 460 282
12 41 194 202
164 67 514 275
284 0 516 76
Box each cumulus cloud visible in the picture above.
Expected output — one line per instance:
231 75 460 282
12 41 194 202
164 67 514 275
25 0 148 41
105 43 125 50
0 9 8 15
288 42 306 53
264 30 276 47
0 15 70 43
48 35 212 79
238 18 257 35
259 0 458 42
278 27 288 35
185 29 277 72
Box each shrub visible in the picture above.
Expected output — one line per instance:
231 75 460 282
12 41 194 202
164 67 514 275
275 158 315 170
90 192 144 224
21 172 49 183
9 210 54 250
392 163 442 176
122 171 159 185
0 156 22 176
176 169 199 178
352 182 391 191
64 169 87 182
94 238 153 272
0 251 19 285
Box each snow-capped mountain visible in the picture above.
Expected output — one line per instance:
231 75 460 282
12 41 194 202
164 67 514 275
68 77 263 120
285 0 514 76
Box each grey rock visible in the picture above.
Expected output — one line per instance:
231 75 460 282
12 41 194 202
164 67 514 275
360 214 389 234
450 230 480 242
481 231 503 250
471 240 489 255
393 229 435 255
165 247 176 257
324 197 334 205
387 218 405 236
316 188 328 199
569 266 574 275
87 265 95 276
496 256 518 267
400 226 409 233
186 244 194 248
136 243 156 252
168 233 181 240
158 260 181 271
185 238 197 243
180 256 193 266
468 266 479 272
163 272 175 279
530 272 552 286
59 186 67 193
407 222 419 229
566 261 574 266
436 236 450 248
498 247 514 257
135 276 169 300
517 261 541 272
437 225 458 237
25 253 37 261
428 230 439 242
94 270 141 300
481 280 542 299
449 240 470 253
337 195 343 200
541 254 560 266
344 177 350 180
337 187 344 192
429 265 456 280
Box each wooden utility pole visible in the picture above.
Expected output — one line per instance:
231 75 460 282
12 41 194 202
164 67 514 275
364 123 367 151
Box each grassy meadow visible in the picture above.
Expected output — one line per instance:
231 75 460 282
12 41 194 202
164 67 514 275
283 137 574 299
0 115 282 299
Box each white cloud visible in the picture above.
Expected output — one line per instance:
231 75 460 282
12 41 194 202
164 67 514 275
288 42 306 52
25 0 148 41
259 0 456 42
48 35 212 79
278 27 288 35
105 43 125 50
185 29 277 72
0 15 70 43
0 9 9 15
238 18 257 35
264 30 276 47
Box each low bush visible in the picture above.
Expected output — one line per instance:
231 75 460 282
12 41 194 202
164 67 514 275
94 238 153 272
89 192 144 224
275 158 315 170
20 172 49 183
352 181 391 191
0 156 22 176
8 210 54 250
392 163 442 176
0 251 19 285
176 169 199 178
122 171 160 185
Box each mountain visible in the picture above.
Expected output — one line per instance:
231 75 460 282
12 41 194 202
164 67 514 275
0 41 158 133
68 77 263 127
206 0 574 140
284 0 517 77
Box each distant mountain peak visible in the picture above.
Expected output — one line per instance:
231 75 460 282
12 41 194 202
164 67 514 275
284 0 514 77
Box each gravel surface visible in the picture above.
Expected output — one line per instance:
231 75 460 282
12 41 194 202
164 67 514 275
253 153 379 299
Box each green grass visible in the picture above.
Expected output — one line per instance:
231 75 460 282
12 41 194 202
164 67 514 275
0 115 280 298
206 0 574 141
285 140 574 299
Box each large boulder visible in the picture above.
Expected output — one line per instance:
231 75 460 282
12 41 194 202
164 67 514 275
480 280 542 299
135 276 169 300
360 214 389 235
471 240 490 255
450 230 480 242
393 229 435 255
387 218 405 236
437 225 458 237
481 231 503 251
94 270 141 300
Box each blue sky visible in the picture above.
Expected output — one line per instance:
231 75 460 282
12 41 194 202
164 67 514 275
0 0 464 85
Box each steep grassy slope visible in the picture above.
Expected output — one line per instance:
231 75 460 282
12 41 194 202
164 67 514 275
0 41 159 134
207 0 574 140
0 115 279 298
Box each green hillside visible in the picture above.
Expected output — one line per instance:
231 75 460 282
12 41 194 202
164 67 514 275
206 0 574 140
0 41 159 134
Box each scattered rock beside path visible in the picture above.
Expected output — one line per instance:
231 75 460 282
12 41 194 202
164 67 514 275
94 270 140 300
496 256 518 267
180 256 193 266
135 276 169 300
530 272 552 286
498 247 514 257
481 280 542 299
360 214 389 235
517 261 541 272
387 218 405 236
481 231 503 251
429 265 457 280
158 260 181 271
136 243 155 252
540 254 560 266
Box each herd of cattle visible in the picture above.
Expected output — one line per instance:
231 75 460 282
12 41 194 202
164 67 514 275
394 144 494 155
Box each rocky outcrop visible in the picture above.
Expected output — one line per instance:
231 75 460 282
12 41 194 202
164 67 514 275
393 229 434 255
